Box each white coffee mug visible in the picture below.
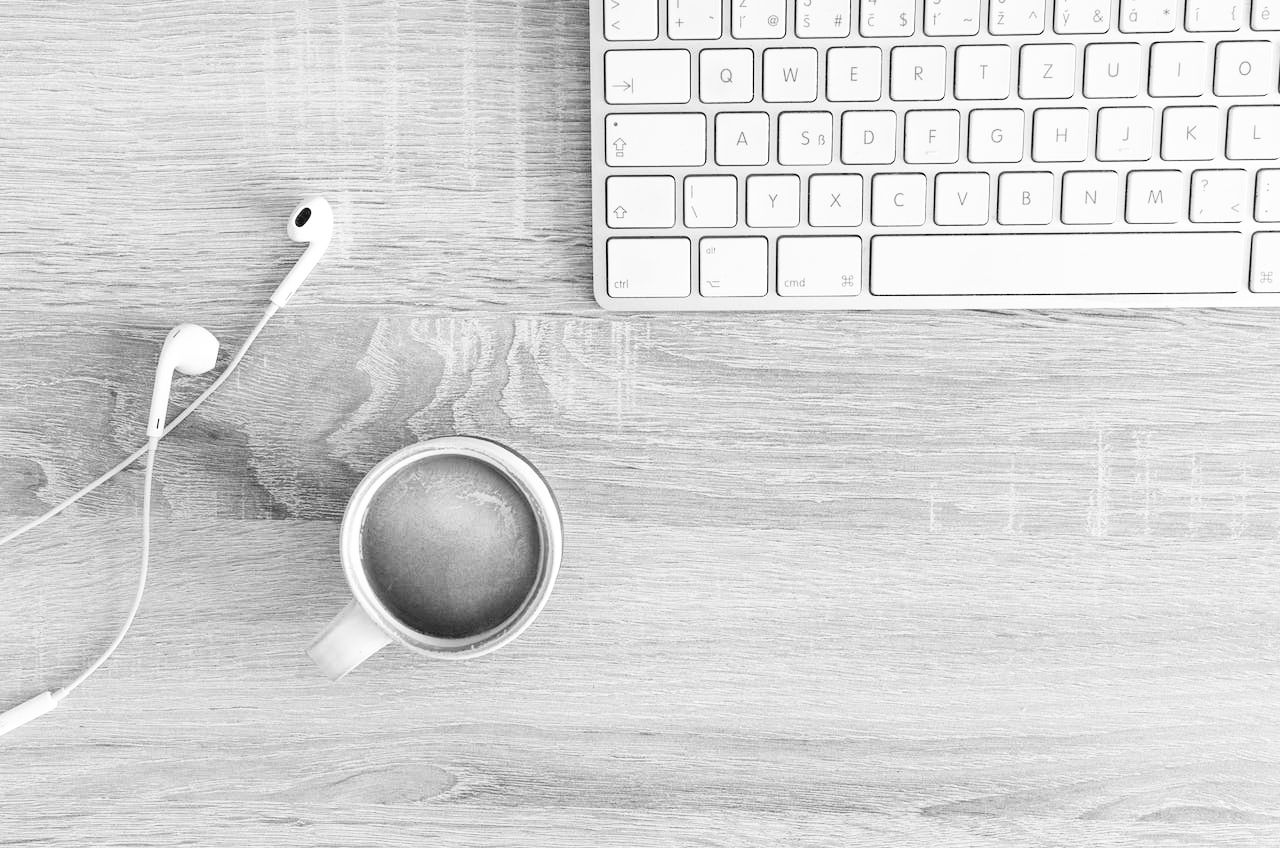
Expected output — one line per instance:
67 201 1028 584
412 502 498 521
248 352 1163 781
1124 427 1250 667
307 437 562 680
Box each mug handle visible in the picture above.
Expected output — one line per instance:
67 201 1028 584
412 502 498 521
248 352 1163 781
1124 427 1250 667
307 601 393 681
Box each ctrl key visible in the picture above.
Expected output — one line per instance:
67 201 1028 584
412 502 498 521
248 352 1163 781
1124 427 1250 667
606 238 691 298
777 237 862 297
1252 233 1280 293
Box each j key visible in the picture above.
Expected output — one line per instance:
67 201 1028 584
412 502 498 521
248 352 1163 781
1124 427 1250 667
606 113 706 167
604 50 691 104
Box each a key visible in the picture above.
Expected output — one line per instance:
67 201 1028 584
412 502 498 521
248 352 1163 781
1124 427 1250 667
1096 107 1155 161
732 0 787 38
1185 0 1245 32
606 238 690 297
861 0 916 36
1032 108 1089 162
1019 44 1077 99
1061 171 1119 224
1055 0 1112 34
796 0 852 37
1256 1 1280 30
924 0 981 36
955 45 1012 101
904 110 961 164
1083 43 1143 98
997 172 1054 224
1252 233 1280 292
1149 42 1209 98
969 110 1025 163
1226 106 1280 160
668 0 722 39
685 175 738 228
777 237 863 297
1126 170 1185 223
870 233 1244 296
841 111 897 164
605 0 659 40
871 173 927 227
809 174 864 226
763 48 819 102
746 174 802 227
1259 171 1280 223
1161 106 1221 160
890 46 947 101
700 49 755 103
778 112 834 165
606 176 677 228
827 47 883 102
606 114 706 167
990 0 1047 35
1191 169 1248 223
715 112 770 165
700 237 768 296
934 173 991 226
604 50 691 105
1215 42 1277 98
1120 0 1180 33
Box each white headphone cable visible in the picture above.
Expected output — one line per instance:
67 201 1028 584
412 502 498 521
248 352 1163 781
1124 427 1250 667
0 303 279 549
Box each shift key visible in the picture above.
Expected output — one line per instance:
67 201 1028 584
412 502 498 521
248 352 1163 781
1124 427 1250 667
606 114 706 167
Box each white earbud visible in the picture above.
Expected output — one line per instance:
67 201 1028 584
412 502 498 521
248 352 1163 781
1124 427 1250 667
146 324 220 441
271 196 333 309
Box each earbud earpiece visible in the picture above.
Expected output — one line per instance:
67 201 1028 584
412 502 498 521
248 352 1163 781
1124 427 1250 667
146 324 220 440
272 196 333 309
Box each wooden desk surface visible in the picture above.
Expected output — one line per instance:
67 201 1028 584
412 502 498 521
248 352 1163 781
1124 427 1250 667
3 2 1280 845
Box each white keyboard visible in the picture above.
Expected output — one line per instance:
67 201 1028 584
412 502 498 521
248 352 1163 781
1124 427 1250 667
589 0 1280 311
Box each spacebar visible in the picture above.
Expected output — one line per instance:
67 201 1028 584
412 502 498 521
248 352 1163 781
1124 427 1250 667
870 233 1243 296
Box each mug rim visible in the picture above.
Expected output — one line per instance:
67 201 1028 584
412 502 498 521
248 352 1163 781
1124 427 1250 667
339 436 562 660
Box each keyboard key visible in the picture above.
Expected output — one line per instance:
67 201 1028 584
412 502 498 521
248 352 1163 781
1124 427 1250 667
827 47 883 102
700 49 754 103
778 112 834 165
904 110 961 164
732 0 786 38
777 237 863 296
1252 233 1280 292
1227 106 1280 160
763 48 819 102
1149 42 1209 97
1054 0 1112 34
746 175 802 227
715 112 770 165
934 173 991 226
870 233 1243 296
1259 171 1280 223
1120 0 1179 32
924 0 981 36
604 50 691 104
1097 107 1155 161
841 111 897 164
871 173 927 227
1214 42 1277 97
990 0 1047 35
1126 170 1185 223
605 0 658 41
890 46 947 101
684 175 738 228
1185 0 1244 31
955 45 1012 101
861 0 915 36
1191 169 1248 223
1083 43 1143 98
1019 44 1077 99
1061 171 1119 224
606 238 690 297
998 172 1055 224
1032 108 1089 162
668 0 722 39
809 174 864 226
1161 106 1221 160
969 109 1025 163
700 237 768 296
1256 1 1280 30
606 176 677 228
796 0 852 37
606 114 706 167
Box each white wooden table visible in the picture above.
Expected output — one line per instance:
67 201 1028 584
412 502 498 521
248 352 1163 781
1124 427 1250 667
2 2 1279 845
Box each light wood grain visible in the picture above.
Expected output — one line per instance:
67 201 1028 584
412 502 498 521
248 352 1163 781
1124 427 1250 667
3 2 1280 846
